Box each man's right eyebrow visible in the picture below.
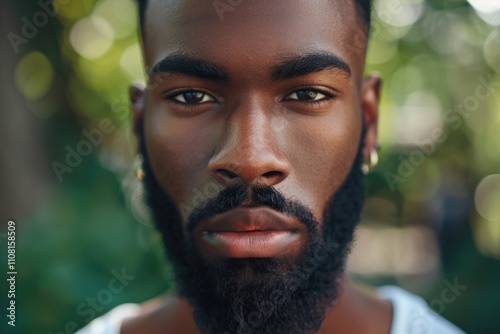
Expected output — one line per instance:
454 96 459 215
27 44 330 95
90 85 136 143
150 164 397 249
149 54 229 83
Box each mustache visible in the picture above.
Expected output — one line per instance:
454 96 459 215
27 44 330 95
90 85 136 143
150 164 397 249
186 182 318 235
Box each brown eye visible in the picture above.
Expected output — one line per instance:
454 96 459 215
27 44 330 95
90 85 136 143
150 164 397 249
171 91 215 104
286 90 328 102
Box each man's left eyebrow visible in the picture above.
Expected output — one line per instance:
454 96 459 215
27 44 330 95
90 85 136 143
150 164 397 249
271 52 351 81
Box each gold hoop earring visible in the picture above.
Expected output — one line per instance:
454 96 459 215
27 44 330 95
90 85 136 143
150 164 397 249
361 148 379 175
136 167 144 181
134 154 145 181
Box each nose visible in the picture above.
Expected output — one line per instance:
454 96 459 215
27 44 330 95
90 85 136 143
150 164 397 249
208 103 290 187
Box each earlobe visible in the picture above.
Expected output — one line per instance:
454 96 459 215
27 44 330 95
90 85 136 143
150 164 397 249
129 82 146 139
361 73 382 165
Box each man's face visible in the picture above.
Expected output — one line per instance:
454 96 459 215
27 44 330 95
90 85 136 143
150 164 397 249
133 0 380 333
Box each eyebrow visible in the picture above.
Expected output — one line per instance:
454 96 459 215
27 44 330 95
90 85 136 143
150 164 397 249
271 52 351 80
150 53 229 82
149 51 351 83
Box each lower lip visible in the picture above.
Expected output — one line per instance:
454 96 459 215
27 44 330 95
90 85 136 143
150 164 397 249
202 230 300 258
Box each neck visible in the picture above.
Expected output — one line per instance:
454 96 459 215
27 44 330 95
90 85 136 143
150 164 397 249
318 275 393 334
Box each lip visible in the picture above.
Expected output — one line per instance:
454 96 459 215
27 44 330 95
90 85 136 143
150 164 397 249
195 206 305 258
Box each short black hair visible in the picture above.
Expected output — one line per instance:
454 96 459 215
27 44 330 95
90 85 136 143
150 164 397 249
136 0 372 35
356 0 372 28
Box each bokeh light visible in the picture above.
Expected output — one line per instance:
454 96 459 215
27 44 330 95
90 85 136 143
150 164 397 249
483 28 500 73
93 0 137 39
70 15 115 59
120 43 145 81
375 0 425 27
475 174 500 221
15 51 54 101
468 0 500 25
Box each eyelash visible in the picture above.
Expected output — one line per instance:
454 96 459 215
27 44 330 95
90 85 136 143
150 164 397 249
162 86 337 109
162 87 214 110
283 86 337 106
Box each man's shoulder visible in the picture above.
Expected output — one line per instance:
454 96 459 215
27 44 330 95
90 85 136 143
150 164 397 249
75 303 141 334
76 294 197 334
377 285 465 334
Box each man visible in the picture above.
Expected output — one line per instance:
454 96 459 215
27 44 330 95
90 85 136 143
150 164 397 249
78 0 464 333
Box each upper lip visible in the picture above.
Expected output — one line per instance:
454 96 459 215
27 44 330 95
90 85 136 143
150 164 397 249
196 206 304 233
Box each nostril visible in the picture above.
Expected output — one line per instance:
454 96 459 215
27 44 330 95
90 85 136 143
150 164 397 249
217 169 238 179
262 171 282 178
261 171 285 184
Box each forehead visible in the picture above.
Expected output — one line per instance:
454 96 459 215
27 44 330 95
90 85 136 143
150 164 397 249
143 0 366 79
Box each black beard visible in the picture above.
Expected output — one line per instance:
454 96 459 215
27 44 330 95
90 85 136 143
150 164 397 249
140 138 365 334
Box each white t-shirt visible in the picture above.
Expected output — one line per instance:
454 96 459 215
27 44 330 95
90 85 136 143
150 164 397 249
76 285 465 334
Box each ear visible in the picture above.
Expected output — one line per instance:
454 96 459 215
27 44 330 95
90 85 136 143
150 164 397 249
361 73 382 163
129 82 146 142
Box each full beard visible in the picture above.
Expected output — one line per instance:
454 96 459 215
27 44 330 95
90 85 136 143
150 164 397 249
140 137 365 334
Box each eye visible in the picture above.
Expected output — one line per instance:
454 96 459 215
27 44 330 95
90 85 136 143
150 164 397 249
285 89 330 102
169 91 215 105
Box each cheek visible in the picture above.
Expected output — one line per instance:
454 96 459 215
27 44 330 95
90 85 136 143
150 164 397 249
144 104 216 207
287 102 362 221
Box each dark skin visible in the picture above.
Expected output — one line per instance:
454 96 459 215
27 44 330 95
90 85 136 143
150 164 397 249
126 0 390 333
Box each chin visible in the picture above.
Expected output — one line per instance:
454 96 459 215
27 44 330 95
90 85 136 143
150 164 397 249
140 137 366 334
